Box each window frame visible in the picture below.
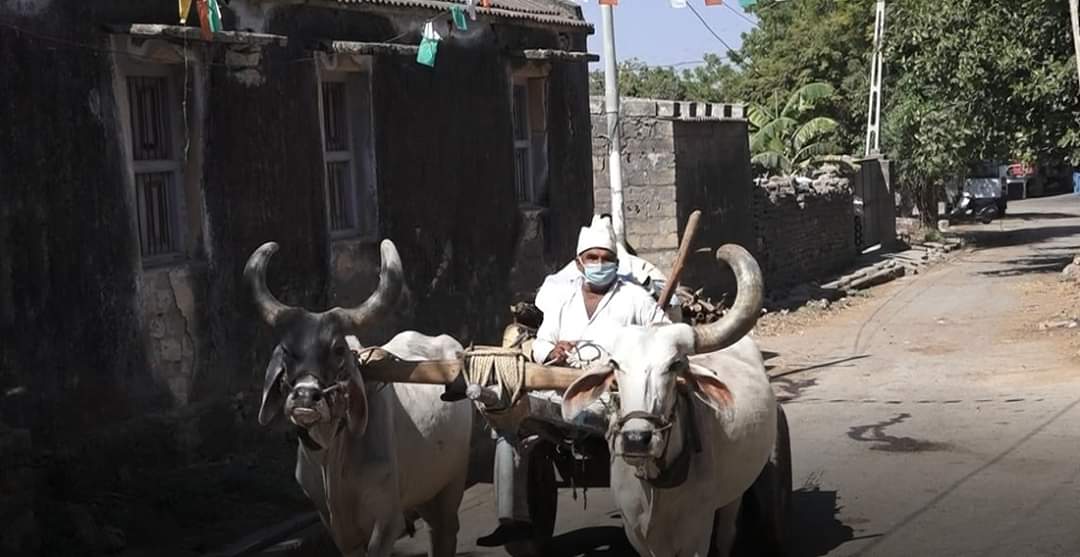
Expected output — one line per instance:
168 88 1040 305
317 54 379 242
509 64 550 207
114 54 191 268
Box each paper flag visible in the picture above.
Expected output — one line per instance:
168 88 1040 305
451 5 468 30
465 0 478 20
179 0 193 24
670 0 687 7
481 0 491 7
417 21 441 67
209 0 223 32
705 0 724 5
599 0 617 5
196 0 211 40
739 0 757 7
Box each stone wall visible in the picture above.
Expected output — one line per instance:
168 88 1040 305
591 97 753 296
753 171 857 290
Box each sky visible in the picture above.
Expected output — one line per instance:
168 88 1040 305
576 1 758 69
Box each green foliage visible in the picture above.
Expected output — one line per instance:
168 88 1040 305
588 55 741 102
748 82 850 175
884 0 1080 216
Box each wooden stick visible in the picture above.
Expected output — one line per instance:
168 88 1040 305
359 358 585 391
657 209 703 310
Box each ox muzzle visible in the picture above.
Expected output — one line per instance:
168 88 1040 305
283 374 347 427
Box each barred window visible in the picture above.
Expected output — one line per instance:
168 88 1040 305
510 75 548 205
127 75 182 260
320 73 377 238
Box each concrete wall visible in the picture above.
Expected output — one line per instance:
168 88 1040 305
591 97 753 296
753 174 857 290
0 3 592 553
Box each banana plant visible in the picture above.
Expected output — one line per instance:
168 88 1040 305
748 82 854 175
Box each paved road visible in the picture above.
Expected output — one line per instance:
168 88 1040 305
390 195 1080 557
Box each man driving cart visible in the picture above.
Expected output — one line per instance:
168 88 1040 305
476 215 672 549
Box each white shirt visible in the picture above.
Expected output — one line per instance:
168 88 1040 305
532 277 671 363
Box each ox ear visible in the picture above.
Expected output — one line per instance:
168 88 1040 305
561 365 616 423
258 347 287 426
682 367 734 414
345 373 369 436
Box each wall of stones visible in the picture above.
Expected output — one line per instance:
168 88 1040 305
591 97 752 280
752 173 857 291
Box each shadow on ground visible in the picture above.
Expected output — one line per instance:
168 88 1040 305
786 487 859 557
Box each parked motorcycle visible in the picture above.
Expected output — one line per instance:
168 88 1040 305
948 191 998 224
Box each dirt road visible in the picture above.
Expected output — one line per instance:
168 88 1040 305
389 195 1080 557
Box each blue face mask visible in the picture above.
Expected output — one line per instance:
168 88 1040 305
581 260 618 288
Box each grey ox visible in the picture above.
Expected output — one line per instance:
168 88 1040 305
561 245 790 557
245 240 472 557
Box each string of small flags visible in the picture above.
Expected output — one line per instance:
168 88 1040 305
179 0 223 40
571 0 756 7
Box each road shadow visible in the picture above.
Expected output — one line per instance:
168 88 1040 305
786 487 858 557
547 526 635 556
958 224 1080 250
1004 211 1079 221
976 250 1079 277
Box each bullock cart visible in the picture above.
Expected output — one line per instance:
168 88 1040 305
356 214 793 556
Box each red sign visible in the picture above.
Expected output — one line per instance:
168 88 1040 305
1007 163 1036 178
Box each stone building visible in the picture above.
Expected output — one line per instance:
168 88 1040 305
0 0 594 553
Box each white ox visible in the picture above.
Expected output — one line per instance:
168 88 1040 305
561 245 788 557
245 240 472 557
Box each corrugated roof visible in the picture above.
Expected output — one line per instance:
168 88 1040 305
332 0 591 30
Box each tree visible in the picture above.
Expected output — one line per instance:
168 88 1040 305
884 0 1080 217
734 0 877 154
587 56 742 101
748 82 848 175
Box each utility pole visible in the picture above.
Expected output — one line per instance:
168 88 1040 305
864 0 885 157
601 4 626 244
1070 0 1080 91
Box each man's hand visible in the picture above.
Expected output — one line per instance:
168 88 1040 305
545 340 577 365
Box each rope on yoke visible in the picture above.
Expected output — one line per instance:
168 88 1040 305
462 346 528 412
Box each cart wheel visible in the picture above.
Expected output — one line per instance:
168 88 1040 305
505 442 558 557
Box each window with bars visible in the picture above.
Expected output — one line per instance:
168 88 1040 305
127 75 183 260
510 76 548 205
320 74 377 238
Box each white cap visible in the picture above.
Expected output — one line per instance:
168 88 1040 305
576 215 618 256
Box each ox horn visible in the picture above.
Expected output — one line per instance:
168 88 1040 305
244 242 300 327
331 240 404 333
692 244 764 354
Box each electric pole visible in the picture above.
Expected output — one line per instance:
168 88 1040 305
1070 0 1080 91
864 0 885 157
601 4 626 244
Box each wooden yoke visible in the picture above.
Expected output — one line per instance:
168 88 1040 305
356 348 584 391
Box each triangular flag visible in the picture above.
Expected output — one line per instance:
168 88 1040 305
465 0 478 20
670 0 687 7
208 0 224 32
705 0 724 5
179 0 193 24
599 0 617 5
196 0 212 40
481 0 491 7
451 5 468 31
739 0 757 8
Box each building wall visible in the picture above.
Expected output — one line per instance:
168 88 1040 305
0 3 593 554
752 176 856 290
591 97 753 296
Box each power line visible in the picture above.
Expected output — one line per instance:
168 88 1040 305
685 1 742 59
723 2 759 27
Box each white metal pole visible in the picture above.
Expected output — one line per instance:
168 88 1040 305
1070 0 1080 92
601 5 626 244
863 0 885 157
